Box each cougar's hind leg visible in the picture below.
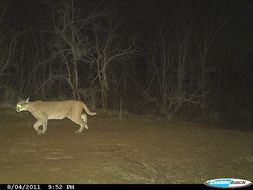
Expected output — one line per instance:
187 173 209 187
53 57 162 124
69 116 86 134
75 119 86 133
81 114 88 129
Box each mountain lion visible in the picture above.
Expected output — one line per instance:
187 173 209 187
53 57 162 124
16 98 97 134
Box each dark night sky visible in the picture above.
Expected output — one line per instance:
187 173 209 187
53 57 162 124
5 0 252 45
8 0 252 54
4 0 252 67
6 0 252 31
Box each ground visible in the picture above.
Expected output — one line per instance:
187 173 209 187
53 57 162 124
0 107 252 184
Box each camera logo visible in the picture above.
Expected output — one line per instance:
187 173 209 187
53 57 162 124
205 178 252 189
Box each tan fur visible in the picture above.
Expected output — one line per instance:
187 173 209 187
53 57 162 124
16 98 97 134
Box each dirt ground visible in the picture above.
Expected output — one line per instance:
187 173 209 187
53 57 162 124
0 107 252 184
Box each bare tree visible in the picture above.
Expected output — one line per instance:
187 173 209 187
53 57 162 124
143 20 203 120
0 0 9 24
0 0 13 78
0 35 17 78
91 13 139 110
47 0 93 100
197 3 229 107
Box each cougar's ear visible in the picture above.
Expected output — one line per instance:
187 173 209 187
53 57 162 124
26 97 30 103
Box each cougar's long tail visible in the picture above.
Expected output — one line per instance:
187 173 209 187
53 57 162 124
82 103 97 116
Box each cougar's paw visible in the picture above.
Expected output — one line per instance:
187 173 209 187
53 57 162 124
37 130 46 135
75 130 83 134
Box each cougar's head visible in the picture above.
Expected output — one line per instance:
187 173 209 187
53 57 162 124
16 98 29 112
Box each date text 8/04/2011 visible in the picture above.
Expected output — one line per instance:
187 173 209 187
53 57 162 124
5 184 75 190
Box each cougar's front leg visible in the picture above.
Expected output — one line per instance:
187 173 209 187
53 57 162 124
33 120 44 134
42 120 48 134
